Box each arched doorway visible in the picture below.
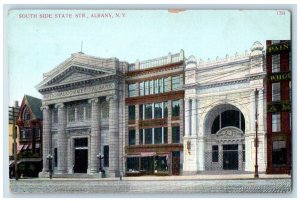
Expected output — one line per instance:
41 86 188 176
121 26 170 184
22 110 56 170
204 104 245 171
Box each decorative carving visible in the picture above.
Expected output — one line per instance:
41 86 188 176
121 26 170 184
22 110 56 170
216 127 243 139
88 97 99 104
40 105 49 111
55 103 64 109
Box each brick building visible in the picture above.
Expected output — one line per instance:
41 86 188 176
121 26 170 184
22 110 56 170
266 40 291 174
125 51 185 176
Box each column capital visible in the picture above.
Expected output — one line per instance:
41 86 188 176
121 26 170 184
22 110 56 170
55 103 64 109
40 105 49 111
106 95 118 102
88 97 99 104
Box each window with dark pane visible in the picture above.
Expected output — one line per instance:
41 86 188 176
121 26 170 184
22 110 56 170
172 100 180 117
154 128 162 144
164 101 168 118
145 128 153 144
154 103 162 119
145 104 153 119
172 126 180 143
212 145 219 162
128 130 136 146
139 129 143 145
104 145 109 167
128 105 135 121
163 127 168 144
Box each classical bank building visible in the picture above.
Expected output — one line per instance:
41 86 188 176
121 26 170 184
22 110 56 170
183 41 267 174
37 52 126 177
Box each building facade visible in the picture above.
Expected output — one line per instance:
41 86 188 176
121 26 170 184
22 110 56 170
265 40 291 174
16 95 43 156
37 52 127 177
183 42 267 174
124 51 185 176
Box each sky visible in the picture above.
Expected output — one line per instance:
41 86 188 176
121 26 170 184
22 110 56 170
7 10 291 105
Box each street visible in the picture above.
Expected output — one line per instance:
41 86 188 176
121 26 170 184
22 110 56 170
9 178 291 194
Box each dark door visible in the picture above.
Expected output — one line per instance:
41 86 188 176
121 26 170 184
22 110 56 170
223 144 238 170
74 149 88 173
172 151 180 175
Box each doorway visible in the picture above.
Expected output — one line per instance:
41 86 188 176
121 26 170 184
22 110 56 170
223 144 238 170
73 138 88 173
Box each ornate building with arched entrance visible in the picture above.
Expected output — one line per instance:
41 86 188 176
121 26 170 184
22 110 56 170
183 41 267 174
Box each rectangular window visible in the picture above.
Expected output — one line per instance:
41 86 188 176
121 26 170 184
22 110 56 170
128 83 136 97
272 140 287 167
164 101 168 118
154 80 159 94
272 114 281 132
272 82 280 101
128 105 135 121
212 145 219 162
154 128 162 144
272 54 280 73
171 76 180 90
149 80 153 95
172 100 180 117
154 103 162 119
54 148 57 167
163 127 168 144
139 129 143 145
145 128 153 144
164 77 169 92
139 82 144 96
144 81 149 96
128 130 136 146
145 104 153 119
139 104 143 120
172 126 180 143
104 145 109 167
159 78 164 93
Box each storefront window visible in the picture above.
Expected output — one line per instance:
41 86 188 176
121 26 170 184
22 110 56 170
272 114 281 132
127 157 139 172
145 128 153 144
145 104 153 119
172 126 180 143
155 156 168 172
128 105 135 120
154 103 162 118
128 130 136 145
272 140 287 167
172 100 180 117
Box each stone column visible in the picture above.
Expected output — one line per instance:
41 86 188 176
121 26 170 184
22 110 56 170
219 144 223 170
238 144 243 171
191 98 197 136
89 98 100 174
40 105 51 174
107 95 119 177
250 90 256 132
184 98 190 137
55 103 67 174
67 134 73 174
258 88 264 132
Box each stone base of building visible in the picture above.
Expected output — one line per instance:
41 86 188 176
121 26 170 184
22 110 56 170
182 170 198 175
38 171 50 178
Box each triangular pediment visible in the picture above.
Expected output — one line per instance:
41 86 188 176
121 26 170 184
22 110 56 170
36 53 118 90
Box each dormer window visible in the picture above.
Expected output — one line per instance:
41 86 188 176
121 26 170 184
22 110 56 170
22 106 31 121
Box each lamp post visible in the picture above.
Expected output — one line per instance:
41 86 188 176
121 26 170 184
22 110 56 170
96 153 104 178
47 154 53 179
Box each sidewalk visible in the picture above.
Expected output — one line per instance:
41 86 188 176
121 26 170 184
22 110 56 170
21 173 291 181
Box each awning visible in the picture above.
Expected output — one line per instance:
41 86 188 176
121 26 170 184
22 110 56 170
23 144 30 150
17 145 24 151
141 152 156 157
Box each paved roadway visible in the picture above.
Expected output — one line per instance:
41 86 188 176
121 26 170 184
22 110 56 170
9 178 291 194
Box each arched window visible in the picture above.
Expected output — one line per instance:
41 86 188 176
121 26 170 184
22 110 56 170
211 110 245 134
